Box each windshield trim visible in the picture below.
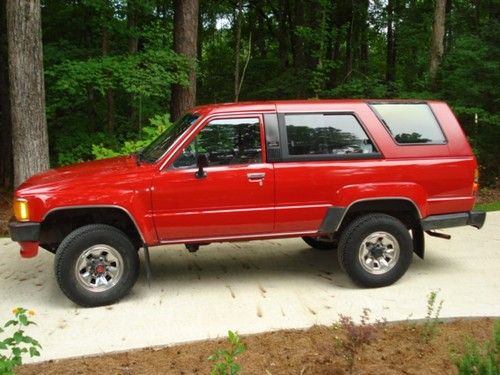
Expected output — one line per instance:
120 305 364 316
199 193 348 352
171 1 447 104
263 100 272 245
139 113 200 165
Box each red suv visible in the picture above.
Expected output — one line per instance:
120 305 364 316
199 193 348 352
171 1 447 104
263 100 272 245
9 100 486 306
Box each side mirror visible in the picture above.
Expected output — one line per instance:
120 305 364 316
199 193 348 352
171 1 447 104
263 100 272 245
195 154 209 179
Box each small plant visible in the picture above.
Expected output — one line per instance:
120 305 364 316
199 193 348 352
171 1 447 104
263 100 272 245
0 308 41 375
455 320 499 375
333 308 382 372
421 290 444 342
208 330 246 375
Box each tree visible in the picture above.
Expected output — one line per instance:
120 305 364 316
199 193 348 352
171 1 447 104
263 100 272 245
429 0 446 83
170 0 199 122
6 0 49 187
386 0 398 85
234 0 243 102
0 1 13 190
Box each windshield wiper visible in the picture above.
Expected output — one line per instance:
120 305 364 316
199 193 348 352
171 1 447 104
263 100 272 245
134 150 144 166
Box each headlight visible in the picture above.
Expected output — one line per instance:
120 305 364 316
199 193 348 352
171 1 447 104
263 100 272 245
13 199 30 221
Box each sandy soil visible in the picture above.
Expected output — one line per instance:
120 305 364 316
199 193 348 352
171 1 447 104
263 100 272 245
17 318 496 375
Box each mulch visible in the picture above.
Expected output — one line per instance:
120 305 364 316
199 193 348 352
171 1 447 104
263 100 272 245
17 318 496 375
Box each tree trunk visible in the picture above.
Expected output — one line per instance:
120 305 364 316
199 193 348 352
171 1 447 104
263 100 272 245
345 1 354 78
234 0 243 102
359 0 369 74
385 0 397 84
127 0 139 54
429 0 446 83
276 0 290 68
127 0 139 131
170 0 199 122
6 0 49 188
0 0 13 190
102 28 115 134
290 0 306 97
254 0 266 58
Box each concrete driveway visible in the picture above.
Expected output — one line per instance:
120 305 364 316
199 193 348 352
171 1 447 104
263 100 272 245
1 212 499 363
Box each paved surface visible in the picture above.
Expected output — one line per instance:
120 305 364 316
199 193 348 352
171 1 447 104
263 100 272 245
1 212 499 363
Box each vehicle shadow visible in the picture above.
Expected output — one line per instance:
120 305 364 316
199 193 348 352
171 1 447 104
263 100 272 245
137 240 350 288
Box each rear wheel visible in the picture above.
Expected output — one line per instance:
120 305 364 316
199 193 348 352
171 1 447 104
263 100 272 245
302 236 338 250
54 224 140 307
338 213 412 287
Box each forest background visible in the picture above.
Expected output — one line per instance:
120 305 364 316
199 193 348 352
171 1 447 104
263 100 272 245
0 0 498 190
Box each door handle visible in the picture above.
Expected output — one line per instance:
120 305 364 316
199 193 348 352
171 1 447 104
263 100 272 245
247 172 266 180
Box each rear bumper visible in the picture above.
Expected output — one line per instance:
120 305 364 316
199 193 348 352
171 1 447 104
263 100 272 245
421 211 486 231
8 220 40 258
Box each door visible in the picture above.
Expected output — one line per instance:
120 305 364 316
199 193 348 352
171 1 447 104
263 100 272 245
151 116 275 241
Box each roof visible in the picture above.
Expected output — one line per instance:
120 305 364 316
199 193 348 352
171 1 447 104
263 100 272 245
190 99 441 115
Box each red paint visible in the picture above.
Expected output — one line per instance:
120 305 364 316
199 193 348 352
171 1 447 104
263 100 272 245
19 242 39 258
13 99 479 257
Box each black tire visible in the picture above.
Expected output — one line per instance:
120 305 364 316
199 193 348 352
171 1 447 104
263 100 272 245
302 236 338 251
337 213 412 288
54 224 140 307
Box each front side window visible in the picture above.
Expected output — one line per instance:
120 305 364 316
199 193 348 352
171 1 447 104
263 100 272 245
285 114 377 157
370 103 446 144
173 117 262 168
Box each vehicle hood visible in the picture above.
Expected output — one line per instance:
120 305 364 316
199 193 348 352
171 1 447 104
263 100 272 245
16 156 142 192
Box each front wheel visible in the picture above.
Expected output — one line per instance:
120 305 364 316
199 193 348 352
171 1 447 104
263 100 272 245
54 224 140 307
338 213 412 288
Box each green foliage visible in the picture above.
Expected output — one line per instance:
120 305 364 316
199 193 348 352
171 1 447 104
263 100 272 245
421 290 444 343
46 49 189 109
475 201 500 213
92 114 172 160
32 0 500 186
208 330 246 375
455 320 500 375
0 308 41 375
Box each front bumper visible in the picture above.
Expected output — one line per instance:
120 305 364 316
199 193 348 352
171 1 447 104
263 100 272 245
8 220 40 258
421 211 486 231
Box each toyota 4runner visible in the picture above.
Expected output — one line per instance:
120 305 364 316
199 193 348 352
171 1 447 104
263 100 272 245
9 100 486 306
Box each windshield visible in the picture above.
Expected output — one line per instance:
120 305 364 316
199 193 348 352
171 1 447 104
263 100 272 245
140 113 200 163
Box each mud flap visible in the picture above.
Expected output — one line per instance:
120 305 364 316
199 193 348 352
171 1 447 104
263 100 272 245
412 225 425 259
143 245 153 287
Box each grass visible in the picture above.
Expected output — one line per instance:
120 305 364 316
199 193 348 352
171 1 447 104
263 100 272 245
454 320 500 375
475 201 500 212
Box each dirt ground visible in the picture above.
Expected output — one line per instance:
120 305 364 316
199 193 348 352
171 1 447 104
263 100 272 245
477 186 500 204
17 318 496 375
0 191 10 236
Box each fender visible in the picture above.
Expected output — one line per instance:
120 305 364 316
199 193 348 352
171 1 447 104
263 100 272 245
42 204 157 245
335 182 427 216
319 182 428 234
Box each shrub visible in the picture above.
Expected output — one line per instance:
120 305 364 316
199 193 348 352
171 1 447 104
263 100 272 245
455 320 499 375
0 308 41 375
333 308 383 370
421 290 444 342
92 113 172 160
208 330 246 375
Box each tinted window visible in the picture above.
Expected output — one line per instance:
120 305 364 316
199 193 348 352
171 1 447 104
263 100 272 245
371 104 446 144
285 114 377 156
173 118 262 168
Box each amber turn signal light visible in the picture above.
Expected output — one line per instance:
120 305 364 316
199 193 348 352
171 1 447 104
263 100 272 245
473 168 479 195
13 199 30 222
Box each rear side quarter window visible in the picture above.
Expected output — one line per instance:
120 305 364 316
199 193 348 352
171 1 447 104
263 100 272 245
370 103 447 145
281 113 379 161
